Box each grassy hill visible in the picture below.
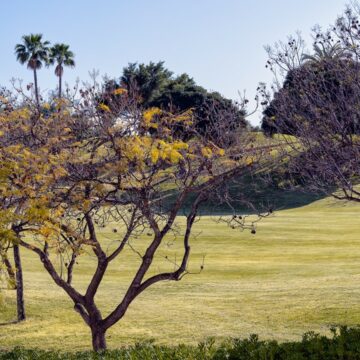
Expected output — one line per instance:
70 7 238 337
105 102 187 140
162 131 326 215
0 196 359 351
164 174 325 215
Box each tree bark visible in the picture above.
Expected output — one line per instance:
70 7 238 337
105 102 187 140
58 74 62 99
1 252 16 289
33 68 40 109
13 244 25 322
91 326 107 352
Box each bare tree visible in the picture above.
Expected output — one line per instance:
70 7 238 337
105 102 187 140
260 5 360 202
0 82 272 351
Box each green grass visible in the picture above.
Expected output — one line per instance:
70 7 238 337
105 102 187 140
0 197 360 351
3 326 360 359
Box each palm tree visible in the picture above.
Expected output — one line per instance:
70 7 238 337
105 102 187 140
302 42 347 63
15 34 50 108
48 43 75 99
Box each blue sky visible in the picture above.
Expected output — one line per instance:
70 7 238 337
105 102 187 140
0 0 346 124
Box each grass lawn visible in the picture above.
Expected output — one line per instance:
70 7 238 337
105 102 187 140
0 197 360 351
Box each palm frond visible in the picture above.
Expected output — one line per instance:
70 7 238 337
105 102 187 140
15 33 50 69
49 43 75 69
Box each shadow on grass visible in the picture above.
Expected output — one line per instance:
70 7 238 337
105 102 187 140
161 174 326 216
0 320 19 326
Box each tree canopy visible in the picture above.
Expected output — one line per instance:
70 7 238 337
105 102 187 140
103 61 248 145
260 7 360 202
261 56 360 136
0 79 267 351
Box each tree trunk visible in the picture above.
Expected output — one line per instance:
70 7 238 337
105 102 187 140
91 326 107 352
1 252 16 289
33 68 40 109
58 74 62 99
13 244 26 322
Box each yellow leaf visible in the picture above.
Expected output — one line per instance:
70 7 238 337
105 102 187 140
99 103 111 112
113 88 127 95
39 226 54 238
201 147 212 158
151 148 160 164
169 149 183 164
173 141 189 151
143 107 162 124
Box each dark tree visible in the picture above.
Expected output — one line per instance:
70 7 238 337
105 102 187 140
260 9 360 202
262 57 360 136
103 62 248 145
121 61 172 104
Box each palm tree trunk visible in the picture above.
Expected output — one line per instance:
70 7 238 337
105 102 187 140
58 74 62 99
13 244 26 322
33 68 40 109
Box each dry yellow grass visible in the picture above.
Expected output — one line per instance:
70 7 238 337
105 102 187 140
0 197 360 350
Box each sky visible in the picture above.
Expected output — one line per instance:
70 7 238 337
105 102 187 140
0 0 347 125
